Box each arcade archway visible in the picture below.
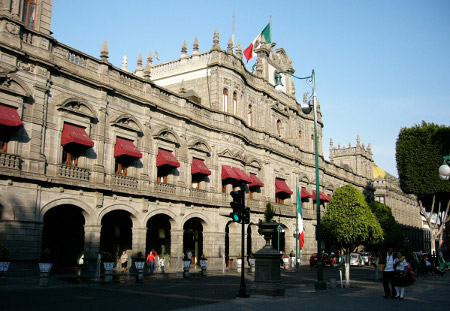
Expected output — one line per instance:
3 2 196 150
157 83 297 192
100 210 132 260
183 217 203 265
41 205 85 269
146 214 172 257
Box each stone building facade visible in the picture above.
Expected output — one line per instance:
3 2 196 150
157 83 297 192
0 0 424 274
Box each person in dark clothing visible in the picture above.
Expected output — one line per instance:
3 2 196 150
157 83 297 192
380 247 397 298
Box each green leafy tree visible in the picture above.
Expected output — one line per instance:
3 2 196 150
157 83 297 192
369 201 403 251
396 121 450 254
323 185 383 287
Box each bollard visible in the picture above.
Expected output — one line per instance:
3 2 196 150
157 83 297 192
330 278 336 289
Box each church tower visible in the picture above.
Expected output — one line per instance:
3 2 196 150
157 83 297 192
329 135 374 179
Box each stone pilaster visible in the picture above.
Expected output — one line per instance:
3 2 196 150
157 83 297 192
132 227 147 254
82 225 102 275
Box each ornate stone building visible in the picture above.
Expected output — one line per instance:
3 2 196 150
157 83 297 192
0 0 424 274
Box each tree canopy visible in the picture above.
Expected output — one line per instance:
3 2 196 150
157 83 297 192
396 121 450 206
369 201 403 250
322 185 383 252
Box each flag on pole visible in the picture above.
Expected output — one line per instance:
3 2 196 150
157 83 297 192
243 23 271 62
297 182 305 250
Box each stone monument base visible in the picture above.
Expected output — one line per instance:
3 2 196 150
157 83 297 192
250 247 285 296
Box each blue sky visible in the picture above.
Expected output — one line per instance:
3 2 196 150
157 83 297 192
51 0 450 176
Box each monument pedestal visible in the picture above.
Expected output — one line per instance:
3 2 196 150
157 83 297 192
250 221 285 296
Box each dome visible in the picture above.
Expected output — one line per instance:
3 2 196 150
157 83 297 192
373 163 386 179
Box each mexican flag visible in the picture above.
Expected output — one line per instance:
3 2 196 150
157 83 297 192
243 23 271 62
297 182 305 250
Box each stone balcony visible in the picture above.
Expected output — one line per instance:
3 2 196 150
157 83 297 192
154 181 176 195
0 152 20 170
111 174 138 188
58 164 90 181
189 188 208 200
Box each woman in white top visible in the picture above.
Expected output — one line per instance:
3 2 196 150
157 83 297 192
393 251 408 299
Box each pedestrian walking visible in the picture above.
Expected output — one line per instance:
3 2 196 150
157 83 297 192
154 251 160 274
381 247 396 298
160 257 165 274
393 251 408 299
120 251 128 273
147 250 155 274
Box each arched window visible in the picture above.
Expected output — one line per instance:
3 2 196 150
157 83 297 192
277 120 282 137
311 134 315 151
222 88 228 112
248 105 253 126
299 130 302 147
233 92 237 115
22 0 37 29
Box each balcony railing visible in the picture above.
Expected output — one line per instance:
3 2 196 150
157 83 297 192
189 188 208 200
0 152 20 170
58 164 90 181
111 174 138 188
155 181 176 195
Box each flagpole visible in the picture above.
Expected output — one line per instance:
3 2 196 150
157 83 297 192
296 177 299 269
270 15 272 43
232 12 235 47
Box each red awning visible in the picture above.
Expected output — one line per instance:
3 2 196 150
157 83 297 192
114 137 142 158
61 123 94 147
249 173 264 188
0 104 23 127
301 188 313 199
233 167 252 183
191 158 211 175
222 165 238 180
312 191 330 202
156 148 180 167
275 178 293 195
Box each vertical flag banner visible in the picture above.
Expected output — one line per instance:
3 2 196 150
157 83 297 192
243 23 271 62
297 182 305 250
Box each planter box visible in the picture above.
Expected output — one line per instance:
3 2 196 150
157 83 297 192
0 262 10 272
103 262 114 271
135 260 146 270
39 263 53 273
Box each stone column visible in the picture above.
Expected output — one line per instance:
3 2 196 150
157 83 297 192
170 229 184 270
132 227 147 254
82 225 102 275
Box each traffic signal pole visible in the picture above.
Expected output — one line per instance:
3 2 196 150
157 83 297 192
237 181 249 298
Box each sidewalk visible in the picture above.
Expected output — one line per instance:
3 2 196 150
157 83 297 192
1 267 449 310
178 272 450 311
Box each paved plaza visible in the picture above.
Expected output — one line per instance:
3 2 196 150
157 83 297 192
1 266 449 310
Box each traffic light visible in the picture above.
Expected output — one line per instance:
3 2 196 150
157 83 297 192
230 190 244 222
241 207 250 224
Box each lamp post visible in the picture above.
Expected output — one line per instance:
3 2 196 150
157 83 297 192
439 155 450 180
275 69 326 290
277 224 283 252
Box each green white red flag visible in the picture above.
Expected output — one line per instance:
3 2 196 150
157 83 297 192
244 23 271 62
297 182 304 250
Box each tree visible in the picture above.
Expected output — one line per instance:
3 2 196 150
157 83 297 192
322 185 383 287
396 121 450 254
369 201 403 251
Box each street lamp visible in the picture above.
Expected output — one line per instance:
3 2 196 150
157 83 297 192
439 156 450 180
277 224 284 252
275 69 326 290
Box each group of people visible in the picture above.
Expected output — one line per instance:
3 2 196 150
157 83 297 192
381 247 414 300
118 250 165 274
146 250 165 274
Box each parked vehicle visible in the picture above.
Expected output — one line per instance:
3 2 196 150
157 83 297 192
310 253 334 267
360 252 373 265
349 253 363 266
